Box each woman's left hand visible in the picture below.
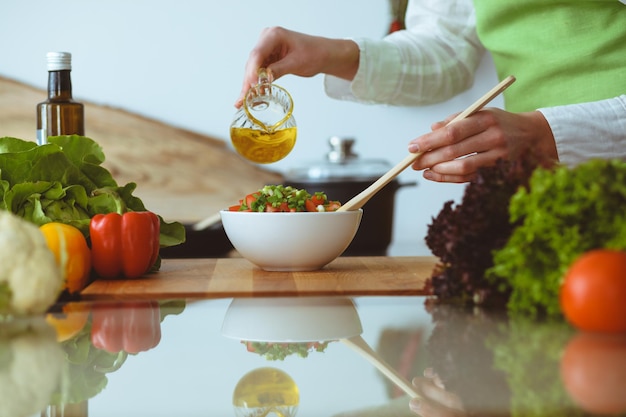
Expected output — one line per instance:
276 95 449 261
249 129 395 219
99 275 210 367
408 109 558 183
410 368 466 416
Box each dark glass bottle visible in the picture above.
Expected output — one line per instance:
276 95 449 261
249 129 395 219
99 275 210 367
36 52 85 145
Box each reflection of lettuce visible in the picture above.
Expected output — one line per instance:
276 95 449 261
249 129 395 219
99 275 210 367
426 303 511 414
50 322 124 406
487 317 586 417
50 299 186 406
0 135 184 248
159 299 186 322
427 303 591 416
0 319 64 417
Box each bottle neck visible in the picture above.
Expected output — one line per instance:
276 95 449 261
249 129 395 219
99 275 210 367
48 70 73 100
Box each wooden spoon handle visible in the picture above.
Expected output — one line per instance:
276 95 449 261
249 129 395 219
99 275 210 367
192 212 222 231
337 75 516 212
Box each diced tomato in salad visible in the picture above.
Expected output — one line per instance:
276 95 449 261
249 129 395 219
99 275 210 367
229 185 342 213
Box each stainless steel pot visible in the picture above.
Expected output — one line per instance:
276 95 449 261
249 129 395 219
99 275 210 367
285 137 416 255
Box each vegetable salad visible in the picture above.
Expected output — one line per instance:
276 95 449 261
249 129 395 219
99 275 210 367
229 185 341 213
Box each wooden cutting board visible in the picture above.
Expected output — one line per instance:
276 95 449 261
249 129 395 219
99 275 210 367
80 256 437 300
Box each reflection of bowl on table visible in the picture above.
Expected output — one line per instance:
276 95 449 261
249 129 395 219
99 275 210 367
221 297 362 343
223 297 421 398
219 210 362 271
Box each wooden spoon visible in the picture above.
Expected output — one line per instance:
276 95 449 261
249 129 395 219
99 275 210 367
337 75 516 212
192 212 222 231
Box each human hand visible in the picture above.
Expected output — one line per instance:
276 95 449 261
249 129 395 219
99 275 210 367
409 368 466 417
407 109 558 183
235 26 360 108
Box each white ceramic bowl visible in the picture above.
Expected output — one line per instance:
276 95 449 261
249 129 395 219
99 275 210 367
220 209 363 271
221 297 363 342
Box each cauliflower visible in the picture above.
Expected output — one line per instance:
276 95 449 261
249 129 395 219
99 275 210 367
0 210 64 315
0 318 64 417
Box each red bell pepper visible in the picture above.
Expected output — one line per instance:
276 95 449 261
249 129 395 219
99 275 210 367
90 211 160 278
91 301 162 354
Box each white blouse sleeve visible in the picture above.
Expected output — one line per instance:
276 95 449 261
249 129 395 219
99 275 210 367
324 0 485 106
538 95 626 166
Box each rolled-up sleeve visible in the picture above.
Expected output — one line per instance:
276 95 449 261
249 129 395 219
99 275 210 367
538 95 626 166
324 0 485 106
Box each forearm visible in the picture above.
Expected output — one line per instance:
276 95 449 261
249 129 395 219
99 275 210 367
538 95 626 167
319 38 360 81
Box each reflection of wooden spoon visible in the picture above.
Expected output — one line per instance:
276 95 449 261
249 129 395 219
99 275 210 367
341 335 421 399
337 75 516 212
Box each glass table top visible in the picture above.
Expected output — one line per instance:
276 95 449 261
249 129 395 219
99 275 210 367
3 295 625 417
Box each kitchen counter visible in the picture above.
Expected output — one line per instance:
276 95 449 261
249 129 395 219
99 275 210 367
4 257 625 417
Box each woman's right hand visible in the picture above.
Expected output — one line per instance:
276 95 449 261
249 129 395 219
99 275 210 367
408 108 558 183
235 26 360 108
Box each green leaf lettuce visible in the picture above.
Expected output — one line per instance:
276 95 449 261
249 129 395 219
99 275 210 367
487 159 626 317
0 135 184 249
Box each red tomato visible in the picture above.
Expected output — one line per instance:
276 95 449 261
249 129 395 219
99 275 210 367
560 249 626 333
305 199 318 212
326 201 342 211
265 202 290 212
310 195 326 206
560 332 626 415
244 193 259 208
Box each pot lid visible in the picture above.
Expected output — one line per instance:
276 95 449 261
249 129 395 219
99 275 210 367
286 136 391 181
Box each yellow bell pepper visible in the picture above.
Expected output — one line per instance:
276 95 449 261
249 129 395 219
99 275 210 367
40 222 91 294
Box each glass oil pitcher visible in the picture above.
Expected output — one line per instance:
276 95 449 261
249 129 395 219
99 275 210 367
230 68 297 164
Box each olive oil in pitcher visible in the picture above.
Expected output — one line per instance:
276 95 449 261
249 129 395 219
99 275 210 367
230 68 297 164
230 126 297 164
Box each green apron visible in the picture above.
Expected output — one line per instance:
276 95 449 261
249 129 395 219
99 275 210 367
473 0 626 112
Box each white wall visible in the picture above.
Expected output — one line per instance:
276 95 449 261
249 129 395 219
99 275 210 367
0 0 501 256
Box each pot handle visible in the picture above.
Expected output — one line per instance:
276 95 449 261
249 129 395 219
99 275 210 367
396 180 418 189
